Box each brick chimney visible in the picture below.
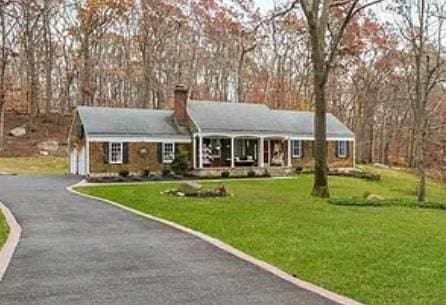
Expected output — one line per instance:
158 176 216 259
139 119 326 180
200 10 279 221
173 84 189 125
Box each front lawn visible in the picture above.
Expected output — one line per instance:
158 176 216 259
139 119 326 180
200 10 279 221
0 211 8 250
78 168 446 305
0 156 67 174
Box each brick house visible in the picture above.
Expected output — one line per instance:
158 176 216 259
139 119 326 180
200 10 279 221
68 85 355 176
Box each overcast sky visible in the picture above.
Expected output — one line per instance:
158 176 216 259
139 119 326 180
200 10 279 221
255 0 274 11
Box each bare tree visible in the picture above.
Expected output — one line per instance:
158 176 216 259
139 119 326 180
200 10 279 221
394 0 446 203
290 0 384 197
0 0 17 150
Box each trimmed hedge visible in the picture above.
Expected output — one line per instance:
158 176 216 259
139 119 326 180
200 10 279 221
297 169 382 181
328 171 381 181
328 196 446 210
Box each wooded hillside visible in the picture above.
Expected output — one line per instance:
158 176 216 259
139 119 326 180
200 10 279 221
0 0 445 171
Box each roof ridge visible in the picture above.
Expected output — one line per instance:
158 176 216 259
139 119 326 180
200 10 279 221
188 99 270 108
76 106 173 112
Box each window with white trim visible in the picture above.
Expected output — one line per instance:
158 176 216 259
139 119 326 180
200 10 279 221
291 140 302 158
110 142 123 164
162 143 175 163
337 141 348 158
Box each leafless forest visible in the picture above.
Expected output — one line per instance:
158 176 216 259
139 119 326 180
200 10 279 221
0 0 445 181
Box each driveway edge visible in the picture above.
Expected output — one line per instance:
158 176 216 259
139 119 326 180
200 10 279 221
67 183 364 305
0 201 21 281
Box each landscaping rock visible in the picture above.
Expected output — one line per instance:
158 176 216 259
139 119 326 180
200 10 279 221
178 181 203 195
9 126 27 137
39 150 49 156
37 140 59 152
373 163 390 169
149 173 162 181
0 172 17 176
366 194 384 201
130 176 143 182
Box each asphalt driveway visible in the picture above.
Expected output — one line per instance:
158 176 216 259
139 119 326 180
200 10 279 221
0 175 337 305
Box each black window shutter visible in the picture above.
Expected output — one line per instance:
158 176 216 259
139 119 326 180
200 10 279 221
346 141 350 157
123 143 129 163
335 141 339 158
300 141 304 158
157 143 163 163
103 142 109 164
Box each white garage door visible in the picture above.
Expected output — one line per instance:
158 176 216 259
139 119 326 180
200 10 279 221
78 146 86 176
70 149 78 174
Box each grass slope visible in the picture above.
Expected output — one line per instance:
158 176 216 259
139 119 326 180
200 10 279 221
0 211 8 250
0 156 67 174
78 168 446 305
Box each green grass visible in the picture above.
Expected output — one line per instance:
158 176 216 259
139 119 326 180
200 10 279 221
0 156 67 174
0 211 8 250
78 167 446 305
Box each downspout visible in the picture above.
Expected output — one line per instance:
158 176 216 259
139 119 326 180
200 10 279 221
85 132 90 176
353 139 356 169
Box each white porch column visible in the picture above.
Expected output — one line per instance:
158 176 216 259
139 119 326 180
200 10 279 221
259 137 264 168
198 135 203 169
192 135 197 169
287 138 292 167
231 137 235 168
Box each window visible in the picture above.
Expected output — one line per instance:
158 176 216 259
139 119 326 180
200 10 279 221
337 141 348 158
291 140 302 158
162 143 175 163
109 142 123 164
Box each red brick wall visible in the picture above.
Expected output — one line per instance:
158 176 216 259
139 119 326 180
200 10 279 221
89 142 192 175
291 141 354 169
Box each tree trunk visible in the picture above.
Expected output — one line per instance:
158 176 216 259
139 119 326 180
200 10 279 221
417 136 426 204
0 101 4 151
413 0 426 203
0 7 6 151
312 80 329 197
311 44 329 196
43 0 53 116
79 34 94 106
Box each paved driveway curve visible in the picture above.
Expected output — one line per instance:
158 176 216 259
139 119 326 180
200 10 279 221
0 175 336 305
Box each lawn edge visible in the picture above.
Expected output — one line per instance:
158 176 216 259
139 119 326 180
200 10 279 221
68 181 364 305
0 200 22 282
76 175 296 187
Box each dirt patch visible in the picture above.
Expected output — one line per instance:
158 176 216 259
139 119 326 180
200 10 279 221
1 113 72 157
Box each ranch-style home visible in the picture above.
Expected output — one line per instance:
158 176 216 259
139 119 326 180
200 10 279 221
68 85 355 177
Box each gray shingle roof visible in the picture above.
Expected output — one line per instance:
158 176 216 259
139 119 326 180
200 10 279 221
76 102 354 140
187 100 285 134
271 110 355 139
77 106 190 139
187 100 354 139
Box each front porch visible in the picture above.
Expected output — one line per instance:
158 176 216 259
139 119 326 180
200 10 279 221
192 134 292 172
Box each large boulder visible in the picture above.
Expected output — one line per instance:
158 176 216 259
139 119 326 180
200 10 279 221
9 126 26 137
37 140 59 152
373 163 390 169
178 181 203 196
366 194 384 201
